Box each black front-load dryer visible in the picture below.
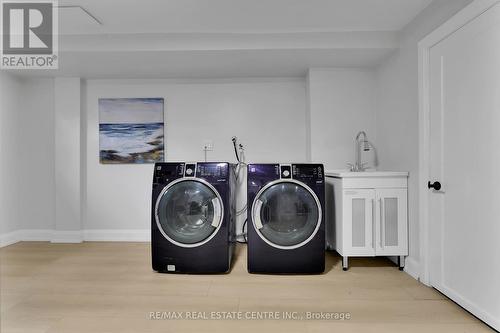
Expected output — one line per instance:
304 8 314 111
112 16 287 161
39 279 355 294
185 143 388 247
247 163 325 274
152 162 236 273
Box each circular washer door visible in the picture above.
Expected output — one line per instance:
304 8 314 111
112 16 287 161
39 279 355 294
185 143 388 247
252 179 322 250
155 178 223 247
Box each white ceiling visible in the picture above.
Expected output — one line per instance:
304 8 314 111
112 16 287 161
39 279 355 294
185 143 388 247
59 0 433 34
12 0 436 78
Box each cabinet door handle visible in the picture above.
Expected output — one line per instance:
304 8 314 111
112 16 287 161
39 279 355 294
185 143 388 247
379 198 385 249
371 199 375 249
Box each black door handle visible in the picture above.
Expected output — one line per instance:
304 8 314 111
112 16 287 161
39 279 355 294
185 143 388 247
428 181 441 191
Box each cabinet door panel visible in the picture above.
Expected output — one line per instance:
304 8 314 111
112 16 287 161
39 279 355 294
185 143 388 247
351 198 366 247
343 189 375 256
384 198 399 246
375 189 407 256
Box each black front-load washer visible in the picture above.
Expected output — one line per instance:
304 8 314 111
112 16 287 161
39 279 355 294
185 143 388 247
151 162 236 273
247 163 325 274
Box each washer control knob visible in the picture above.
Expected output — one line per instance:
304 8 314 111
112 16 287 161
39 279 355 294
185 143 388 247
186 168 193 175
283 170 290 177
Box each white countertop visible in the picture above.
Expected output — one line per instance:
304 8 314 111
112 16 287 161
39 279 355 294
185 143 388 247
325 170 409 178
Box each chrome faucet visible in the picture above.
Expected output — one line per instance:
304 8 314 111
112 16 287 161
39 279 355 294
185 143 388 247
348 131 371 172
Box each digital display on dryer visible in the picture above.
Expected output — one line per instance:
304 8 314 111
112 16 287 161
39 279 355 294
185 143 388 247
248 164 279 177
292 164 323 179
197 163 227 177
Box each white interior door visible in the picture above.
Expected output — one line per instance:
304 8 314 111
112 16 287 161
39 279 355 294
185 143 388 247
429 3 500 329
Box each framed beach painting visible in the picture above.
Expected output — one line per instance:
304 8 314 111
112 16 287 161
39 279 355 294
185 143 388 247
99 98 164 164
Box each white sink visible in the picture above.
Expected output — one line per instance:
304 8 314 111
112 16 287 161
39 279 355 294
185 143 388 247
325 170 409 178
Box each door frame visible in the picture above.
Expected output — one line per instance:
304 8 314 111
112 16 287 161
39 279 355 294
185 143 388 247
418 0 500 286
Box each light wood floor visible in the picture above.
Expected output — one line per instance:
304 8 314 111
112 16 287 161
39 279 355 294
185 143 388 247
0 242 493 333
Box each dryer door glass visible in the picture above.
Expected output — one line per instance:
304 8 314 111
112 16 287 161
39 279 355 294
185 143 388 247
254 182 320 247
156 180 222 245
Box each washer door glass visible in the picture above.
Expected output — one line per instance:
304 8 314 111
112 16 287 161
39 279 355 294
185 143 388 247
156 180 222 245
254 182 320 247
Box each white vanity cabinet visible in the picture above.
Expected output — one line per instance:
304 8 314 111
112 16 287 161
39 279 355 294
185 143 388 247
325 171 408 271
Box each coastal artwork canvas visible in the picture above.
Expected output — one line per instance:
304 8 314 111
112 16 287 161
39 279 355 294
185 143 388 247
99 98 164 164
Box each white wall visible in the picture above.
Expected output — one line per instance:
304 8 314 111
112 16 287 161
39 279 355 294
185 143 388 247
308 69 377 170
0 72 21 238
375 0 473 276
54 78 82 241
18 78 55 231
0 75 55 245
84 79 307 236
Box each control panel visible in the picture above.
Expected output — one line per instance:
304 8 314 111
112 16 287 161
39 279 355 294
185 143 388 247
154 162 232 185
154 163 184 184
247 164 280 178
196 163 228 178
292 164 324 181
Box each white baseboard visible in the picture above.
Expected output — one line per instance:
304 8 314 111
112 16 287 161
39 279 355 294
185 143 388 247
0 230 22 247
404 257 420 281
0 229 150 247
436 284 500 331
50 230 84 243
0 229 56 247
23 229 55 241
